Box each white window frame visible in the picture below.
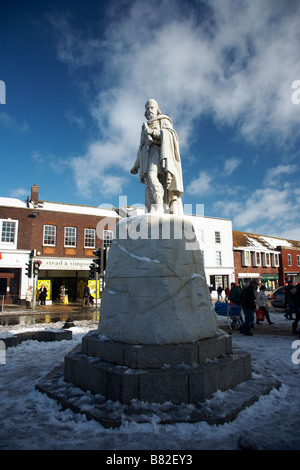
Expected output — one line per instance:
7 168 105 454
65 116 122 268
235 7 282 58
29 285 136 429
0 219 18 249
288 254 292 266
103 229 114 248
262 252 271 267
216 251 222 266
252 251 261 267
64 227 77 247
84 228 96 248
43 225 56 246
271 252 279 267
242 250 251 266
297 255 300 267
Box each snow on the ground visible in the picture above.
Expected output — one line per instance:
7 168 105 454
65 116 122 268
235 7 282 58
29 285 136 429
0 311 299 450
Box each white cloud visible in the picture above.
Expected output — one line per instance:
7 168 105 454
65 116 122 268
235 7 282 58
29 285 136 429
224 157 241 175
186 171 213 196
264 164 299 186
48 0 300 200
0 112 29 133
9 188 28 198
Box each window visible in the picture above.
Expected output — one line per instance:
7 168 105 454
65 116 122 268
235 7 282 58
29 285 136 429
271 253 279 267
252 252 261 267
1 220 16 243
216 251 222 266
262 252 270 267
64 227 77 247
103 230 113 248
84 228 96 248
288 254 292 266
43 225 56 246
215 231 221 243
242 250 251 266
297 255 300 267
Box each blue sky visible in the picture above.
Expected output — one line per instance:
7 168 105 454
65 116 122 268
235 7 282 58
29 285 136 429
1 0 300 241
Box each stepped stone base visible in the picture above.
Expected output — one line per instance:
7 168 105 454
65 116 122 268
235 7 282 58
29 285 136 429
63 329 251 405
1 329 72 348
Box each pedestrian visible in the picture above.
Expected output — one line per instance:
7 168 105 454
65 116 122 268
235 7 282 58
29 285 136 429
240 281 258 336
83 284 90 308
284 280 296 320
217 285 223 301
256 285 274 325
26 285 33 309
229 282 242 306
292 283 300 334
39 284 47 306
225 286 230 303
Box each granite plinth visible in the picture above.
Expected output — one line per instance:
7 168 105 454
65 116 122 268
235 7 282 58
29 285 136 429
64 330 252 405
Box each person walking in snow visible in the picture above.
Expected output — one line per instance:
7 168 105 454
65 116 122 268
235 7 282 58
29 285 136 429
256 285 274 325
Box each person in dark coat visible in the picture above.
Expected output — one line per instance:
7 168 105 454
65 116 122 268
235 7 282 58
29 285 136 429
285 280 296 320
39 284 47 306
292 283 300 334
240 281 258 336
83 285 90 308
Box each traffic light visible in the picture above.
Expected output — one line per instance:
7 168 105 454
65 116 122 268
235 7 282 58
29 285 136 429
93 248 102 274
25 260 32 278
33 261 40 277
93 247 106 275
89 263 96 279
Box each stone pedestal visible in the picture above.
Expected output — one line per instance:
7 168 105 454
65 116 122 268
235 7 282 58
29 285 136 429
98 214 217 344
64 330 251 405
63 214 252 407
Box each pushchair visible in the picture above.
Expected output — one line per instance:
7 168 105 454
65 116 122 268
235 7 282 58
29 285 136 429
214 301 243 333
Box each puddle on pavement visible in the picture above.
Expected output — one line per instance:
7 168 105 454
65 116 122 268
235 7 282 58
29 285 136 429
0 311 100 327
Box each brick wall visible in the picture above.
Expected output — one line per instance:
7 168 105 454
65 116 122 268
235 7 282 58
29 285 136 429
280 247 300 284
234 250 279 284
0 205 117 258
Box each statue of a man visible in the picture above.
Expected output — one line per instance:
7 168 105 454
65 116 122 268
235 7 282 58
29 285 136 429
131 99 184 215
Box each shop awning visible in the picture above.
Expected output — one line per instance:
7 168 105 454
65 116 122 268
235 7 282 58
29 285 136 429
261 274 279 280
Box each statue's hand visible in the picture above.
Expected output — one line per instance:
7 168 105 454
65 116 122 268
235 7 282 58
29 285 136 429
166 172 173 188
131 167 138 174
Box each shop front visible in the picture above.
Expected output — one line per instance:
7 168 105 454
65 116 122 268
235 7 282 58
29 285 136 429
284 272 300 285
37 257 93 304
237 273 259 288
260 274 279 291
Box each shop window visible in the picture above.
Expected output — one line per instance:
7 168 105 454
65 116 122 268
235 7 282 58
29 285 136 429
43 225 56 246
84 228 96 248
64 227 77 247
103 230 113 248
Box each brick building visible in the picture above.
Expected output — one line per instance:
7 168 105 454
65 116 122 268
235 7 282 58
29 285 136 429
233 230 300 290
0 185 119 305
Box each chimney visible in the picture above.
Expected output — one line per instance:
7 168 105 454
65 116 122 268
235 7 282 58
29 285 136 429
31 185 39 205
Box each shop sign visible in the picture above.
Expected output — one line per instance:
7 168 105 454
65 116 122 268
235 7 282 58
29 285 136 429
38 258 91 271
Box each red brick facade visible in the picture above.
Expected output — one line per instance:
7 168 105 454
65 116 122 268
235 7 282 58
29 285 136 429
0 186 119 304
280 247 300 285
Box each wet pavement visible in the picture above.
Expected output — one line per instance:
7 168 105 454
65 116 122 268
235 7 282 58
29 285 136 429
0 303 100 327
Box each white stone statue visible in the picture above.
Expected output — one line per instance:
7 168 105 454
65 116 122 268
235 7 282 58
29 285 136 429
131 99 184 215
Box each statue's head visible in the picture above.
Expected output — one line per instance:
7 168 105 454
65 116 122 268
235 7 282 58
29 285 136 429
144 99 162 119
